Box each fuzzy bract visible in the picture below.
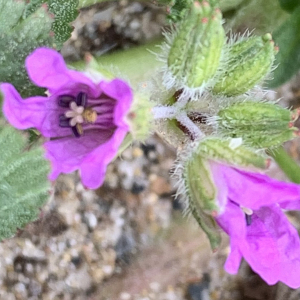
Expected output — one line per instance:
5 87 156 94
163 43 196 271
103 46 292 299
1 48 133 189
210 161 300 288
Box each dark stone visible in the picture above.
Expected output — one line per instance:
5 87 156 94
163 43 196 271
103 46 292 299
115 228 136 264
131 182 145 194
71 256 82 268
186 273 210 300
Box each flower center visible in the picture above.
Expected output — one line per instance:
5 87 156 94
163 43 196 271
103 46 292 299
58 92 98 138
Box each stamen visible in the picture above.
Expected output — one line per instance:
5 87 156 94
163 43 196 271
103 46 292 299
58 95 76 108
69 102 84 114
241 207 253 215
59 115 71 127
241 206 253 226
70 115 84 127
57 92 97 137
71 124 83 138
83 108 98 123
65 101 85 127
245 214 252 226
76 92 87 107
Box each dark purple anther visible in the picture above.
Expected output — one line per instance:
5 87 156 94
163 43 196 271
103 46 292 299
71 125 81 138
59 115 71 127
76 92 87 107
58 94 76 108
245 214 252 226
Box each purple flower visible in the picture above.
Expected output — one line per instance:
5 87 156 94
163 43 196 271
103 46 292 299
1 48 133 189
209 161 300 288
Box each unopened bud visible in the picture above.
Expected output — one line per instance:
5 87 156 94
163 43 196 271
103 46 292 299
183 154 221 250
216 101 298 148
212 34 277 96
167 1 225 91
197 137 268 169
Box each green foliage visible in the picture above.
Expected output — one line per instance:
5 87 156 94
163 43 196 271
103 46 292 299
23 0 79 49
0 0 78 98
218 0 245 12
271 147 300 184
47 0 79 49
226 0 288 34
268 6 300 88
0 1 53 97
279 0 300 13
0 125 50 241
167 0 193 22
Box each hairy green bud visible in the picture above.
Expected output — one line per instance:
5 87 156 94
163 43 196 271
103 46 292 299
216 101 299 148
197 137 269 169
183 154 221 250
167 1 225 90
212 34 277 96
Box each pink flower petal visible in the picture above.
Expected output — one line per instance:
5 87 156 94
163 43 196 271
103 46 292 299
80 126 128 189
218 200 300 288
99 79 133 127
1 83 70 137
26 48 99 97
223 167 300 209
45 129 115 180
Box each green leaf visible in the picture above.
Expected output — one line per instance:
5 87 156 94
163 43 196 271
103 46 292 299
268 6 300 88
0 125 50 241
0 0 78 98
23 0 79 49
48 0 79 49
0 1 53 97
279 0 300 13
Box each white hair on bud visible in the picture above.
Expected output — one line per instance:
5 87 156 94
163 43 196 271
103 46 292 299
154 28 223 102
171 141 201 217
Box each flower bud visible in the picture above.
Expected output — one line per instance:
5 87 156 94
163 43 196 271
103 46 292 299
183 154 221 250
212 34 277 96
166 1 225 92
216 101 299 148
197 137 269 169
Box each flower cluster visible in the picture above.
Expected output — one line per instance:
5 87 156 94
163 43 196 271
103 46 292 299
1 48 133 189
2 42 300 290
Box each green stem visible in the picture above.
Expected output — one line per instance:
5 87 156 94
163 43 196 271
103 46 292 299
271 146 300 184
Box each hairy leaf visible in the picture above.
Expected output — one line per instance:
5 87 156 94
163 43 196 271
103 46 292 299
48 0 79 49
0 125 50 241
268 6 300 88
0 0 78 98
0 1 53 97
23 0 79 49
